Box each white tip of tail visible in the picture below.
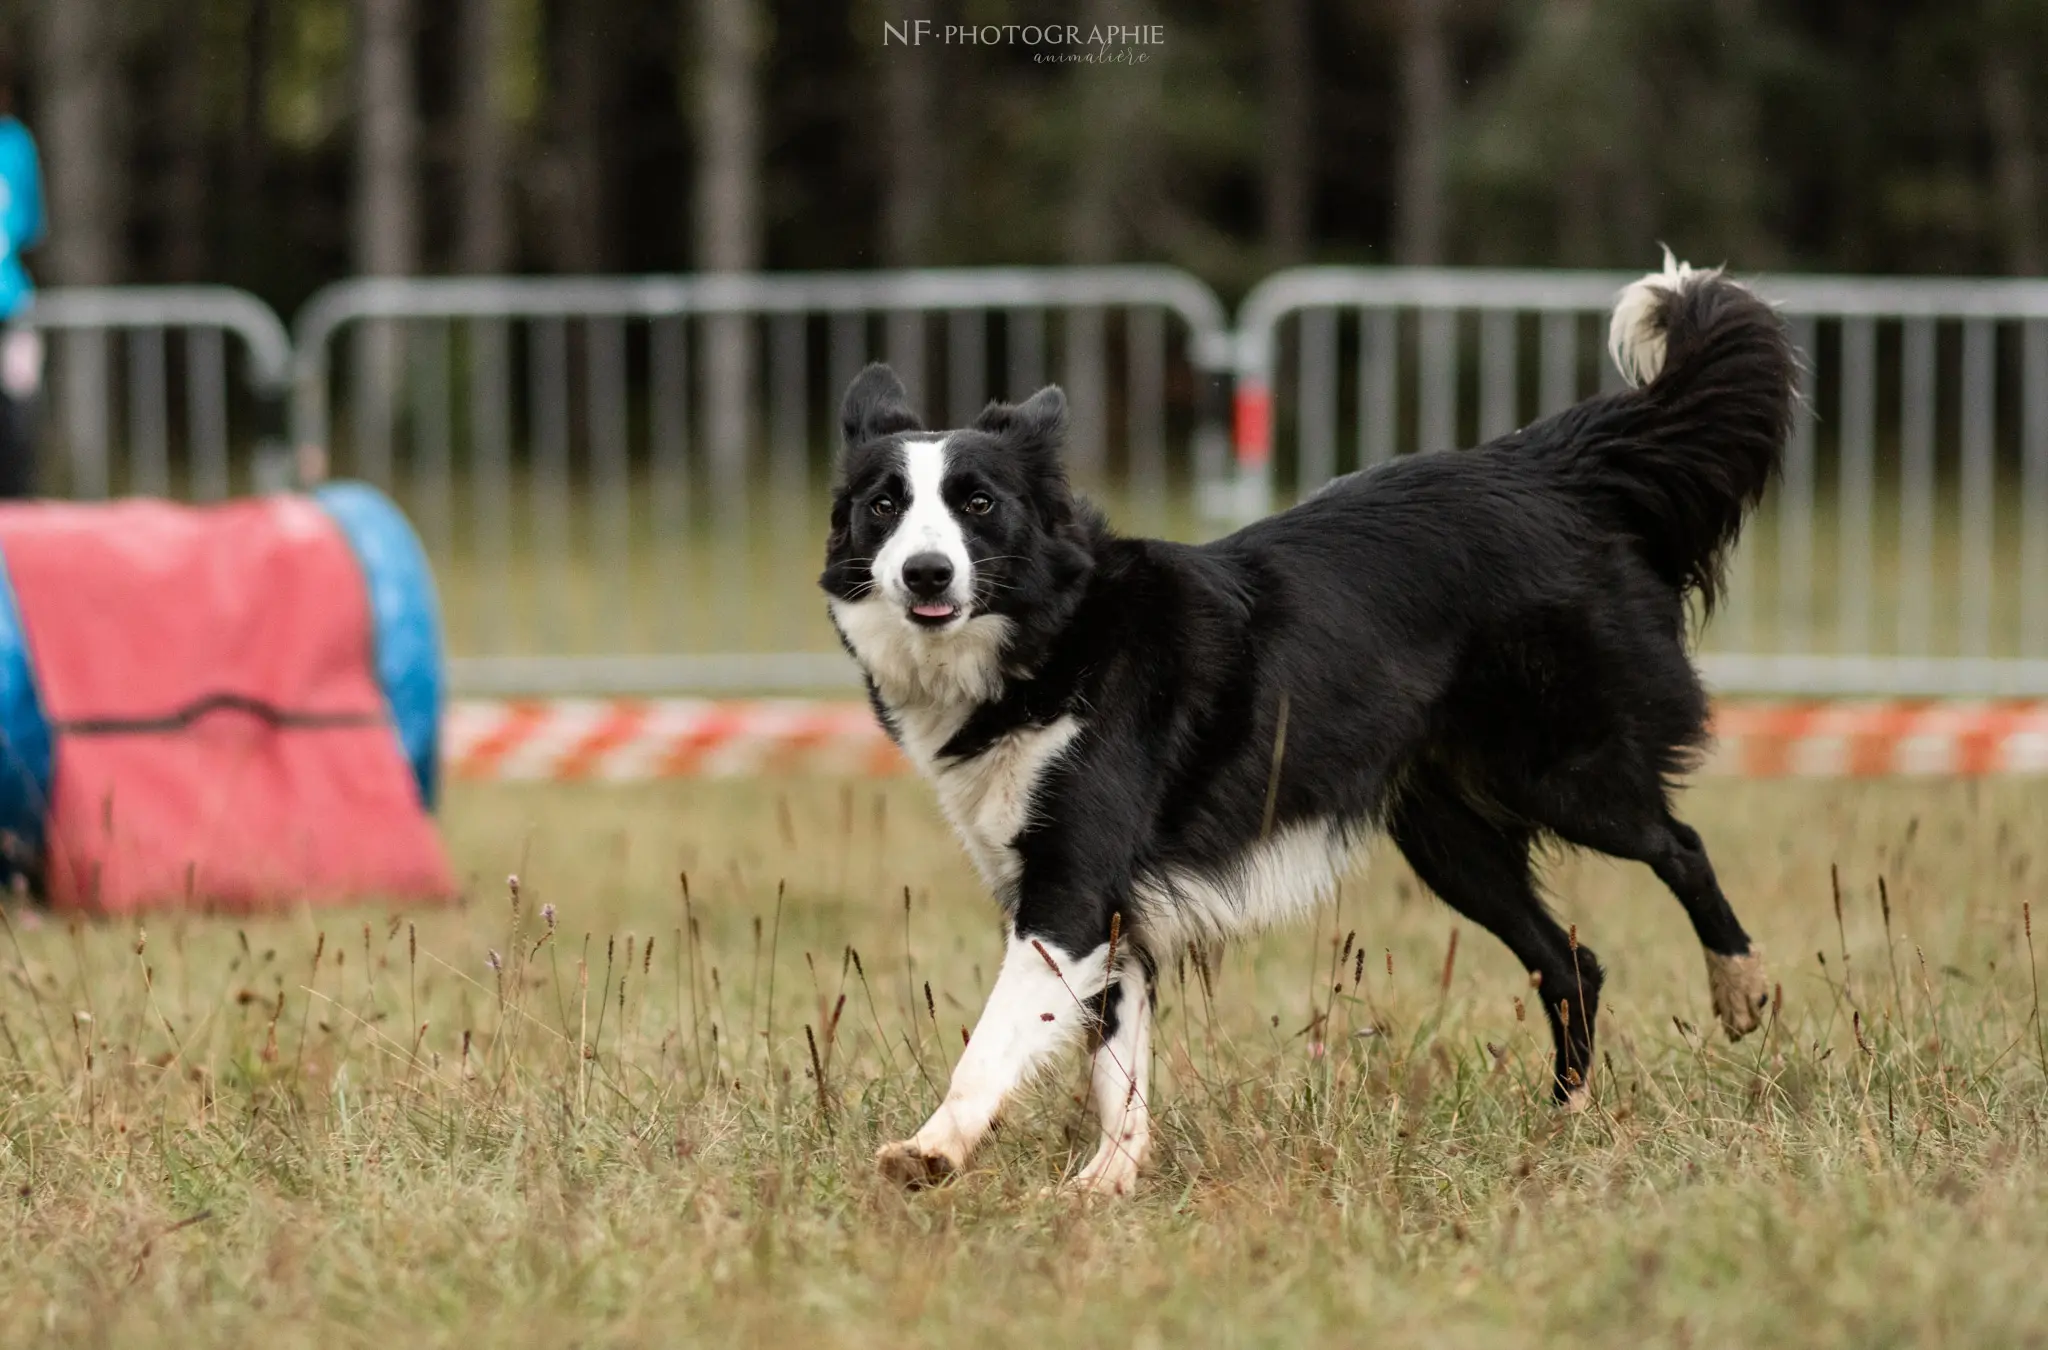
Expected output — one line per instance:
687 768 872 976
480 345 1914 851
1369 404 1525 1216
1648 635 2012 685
1607 246 1701 389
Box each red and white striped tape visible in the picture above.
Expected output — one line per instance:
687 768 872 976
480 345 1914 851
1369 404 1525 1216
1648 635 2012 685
444 699 2048 781
444 699 902 780
1705 701 2048 777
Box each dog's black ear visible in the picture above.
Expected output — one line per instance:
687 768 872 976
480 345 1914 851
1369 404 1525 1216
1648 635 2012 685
841 364 922 447
972 384 1067 450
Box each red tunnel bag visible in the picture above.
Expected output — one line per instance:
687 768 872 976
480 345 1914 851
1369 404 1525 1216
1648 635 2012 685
0 495 457 914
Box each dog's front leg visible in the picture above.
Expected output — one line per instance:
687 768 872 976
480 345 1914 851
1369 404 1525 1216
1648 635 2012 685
876 929 1109 1188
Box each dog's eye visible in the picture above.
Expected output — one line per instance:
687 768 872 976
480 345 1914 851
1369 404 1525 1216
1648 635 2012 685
870 495 898 518
964 493 994 516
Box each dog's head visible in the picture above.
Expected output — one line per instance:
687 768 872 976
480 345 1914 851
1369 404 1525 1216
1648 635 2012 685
822 364 1095 699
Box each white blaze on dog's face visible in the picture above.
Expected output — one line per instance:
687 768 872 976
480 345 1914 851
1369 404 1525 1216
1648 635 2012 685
868 436 975 627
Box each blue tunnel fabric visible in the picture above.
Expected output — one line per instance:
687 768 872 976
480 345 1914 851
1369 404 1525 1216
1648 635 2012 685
314 482 444 810
0 544 50 864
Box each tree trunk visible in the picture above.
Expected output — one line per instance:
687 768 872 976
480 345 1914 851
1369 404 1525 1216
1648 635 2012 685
38 0 119 284
353 0 418 487
35 0 124 495
696 0 763 273
549 2 606 273
1261 0 1312 260
879 9 936 410
1393 0 1449 265
233 0 272 258
1986 56 2042 275
457 0 511 273
1064 0 1138 267
881 14 937 266
161 5 209 281
1063 0 1155 476
1557 159 1602 269
697 0 763 496
355 0 418 278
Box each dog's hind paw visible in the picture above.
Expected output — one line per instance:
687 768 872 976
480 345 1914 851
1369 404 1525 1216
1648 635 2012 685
1705 949 1770 1041
876 1139 955 1190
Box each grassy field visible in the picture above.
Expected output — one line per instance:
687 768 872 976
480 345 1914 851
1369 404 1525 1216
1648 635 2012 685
5 774 2048 1347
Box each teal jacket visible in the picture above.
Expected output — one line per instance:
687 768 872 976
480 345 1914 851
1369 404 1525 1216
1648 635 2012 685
0 118 44 320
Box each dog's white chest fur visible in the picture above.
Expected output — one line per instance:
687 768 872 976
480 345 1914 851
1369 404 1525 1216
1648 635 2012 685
829 590 1078 895
901 709 1082 896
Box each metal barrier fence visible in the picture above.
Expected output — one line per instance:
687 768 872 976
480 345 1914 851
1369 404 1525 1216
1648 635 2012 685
16 268 2048 698
1234 269 2048 696
290 268 1233 693
23 287 292 499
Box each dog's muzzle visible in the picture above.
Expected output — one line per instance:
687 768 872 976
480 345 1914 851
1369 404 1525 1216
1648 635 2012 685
900 551 962 625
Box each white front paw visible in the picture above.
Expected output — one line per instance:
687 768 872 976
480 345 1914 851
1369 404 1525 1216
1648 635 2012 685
876 1138 957 1189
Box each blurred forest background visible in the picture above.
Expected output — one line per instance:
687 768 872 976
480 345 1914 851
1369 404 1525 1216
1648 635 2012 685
2 0 2045 314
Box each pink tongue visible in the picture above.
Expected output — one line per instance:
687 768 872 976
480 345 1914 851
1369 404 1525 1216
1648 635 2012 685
912 603 956 618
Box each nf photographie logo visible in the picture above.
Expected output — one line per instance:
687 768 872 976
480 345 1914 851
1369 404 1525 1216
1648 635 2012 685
882 20 1166 64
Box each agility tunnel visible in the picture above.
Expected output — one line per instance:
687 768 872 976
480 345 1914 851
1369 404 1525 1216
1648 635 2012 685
0 483 456 914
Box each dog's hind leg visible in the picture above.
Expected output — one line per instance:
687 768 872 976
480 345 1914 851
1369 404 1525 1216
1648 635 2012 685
1389 766 1604 1108
1652 816 1768 1038
1065 958 1154 1198
1506 770 1768 1041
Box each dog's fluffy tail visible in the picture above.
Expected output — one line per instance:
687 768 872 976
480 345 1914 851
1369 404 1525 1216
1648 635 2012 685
1555 250 1796 610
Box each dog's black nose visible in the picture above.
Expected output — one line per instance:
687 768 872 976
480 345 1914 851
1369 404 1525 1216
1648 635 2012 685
901 552 954 598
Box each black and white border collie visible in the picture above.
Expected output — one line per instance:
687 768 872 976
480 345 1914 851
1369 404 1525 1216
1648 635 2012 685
822 256 1795 1196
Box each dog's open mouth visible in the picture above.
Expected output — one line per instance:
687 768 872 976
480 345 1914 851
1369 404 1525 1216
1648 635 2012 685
907 601 960 627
